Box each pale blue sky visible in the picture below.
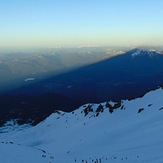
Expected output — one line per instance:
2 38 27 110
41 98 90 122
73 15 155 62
0 0 163 48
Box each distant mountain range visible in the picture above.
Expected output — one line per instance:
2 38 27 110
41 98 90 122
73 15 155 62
0 48 163 126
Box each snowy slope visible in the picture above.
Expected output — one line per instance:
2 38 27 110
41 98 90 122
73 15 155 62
0 142 54 163
1 87 163 162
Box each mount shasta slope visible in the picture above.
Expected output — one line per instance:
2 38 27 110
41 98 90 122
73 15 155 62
0 87 163 162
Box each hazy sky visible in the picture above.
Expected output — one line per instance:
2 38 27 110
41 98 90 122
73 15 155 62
0 0 163 48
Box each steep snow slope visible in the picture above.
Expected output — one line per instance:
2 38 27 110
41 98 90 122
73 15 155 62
0 142 54 163
1 87 163 162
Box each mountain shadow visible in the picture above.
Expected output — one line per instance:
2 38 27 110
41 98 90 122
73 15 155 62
9 48 163 101
1 48 163 125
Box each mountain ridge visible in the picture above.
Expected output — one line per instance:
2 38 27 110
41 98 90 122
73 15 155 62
127 48 158 57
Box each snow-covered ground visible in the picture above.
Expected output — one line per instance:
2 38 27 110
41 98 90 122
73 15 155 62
1 87 163 162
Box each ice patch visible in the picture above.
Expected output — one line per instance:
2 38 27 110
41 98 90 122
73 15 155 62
24 78 35 82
